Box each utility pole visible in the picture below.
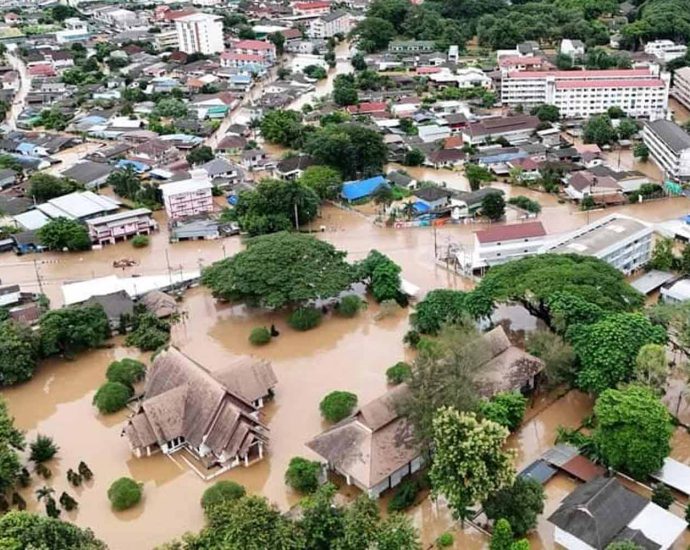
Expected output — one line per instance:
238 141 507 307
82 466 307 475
165 249 172 286
33 258 44 294
294 201 299 231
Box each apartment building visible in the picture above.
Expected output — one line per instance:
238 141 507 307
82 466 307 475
175 13 224 55
644 40 687 63
545 214 652 275
672 66 690 110
501 67 670 118
293 1 331 16
308 10 352 38
388 40 435 54
232 40 277 63
159 171 214 220
220 52 267 73
154 29 179 51
86 208 157 246
642 119 690 181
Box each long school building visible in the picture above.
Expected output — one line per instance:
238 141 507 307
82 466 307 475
501 66 670 118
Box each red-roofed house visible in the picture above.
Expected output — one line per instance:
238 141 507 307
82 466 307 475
220 52 268 72
346 102 387 115
470 221 548 271
232 40 277 62
507 157 541 182
293 1 331 16
498 55 552 72
28 63 56 77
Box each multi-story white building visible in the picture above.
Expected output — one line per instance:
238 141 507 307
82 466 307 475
293 1 332 16
159 171 214 220
672 66 690 110
175 13 224 55
154 29 179 51
645 40 688 63
308 10 352 38
92 7 146 29
501 66 670 118
86 208 157 246
468 221 548 273
545 214 653 275
642 119 690 181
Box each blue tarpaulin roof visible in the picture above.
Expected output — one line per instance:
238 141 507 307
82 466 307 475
519 459 558 484
412 201 430 213
227 195 238 206
341 175 387 201
116 159 150 173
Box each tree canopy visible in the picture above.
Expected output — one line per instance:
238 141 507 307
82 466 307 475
234 179 320 236
260 110 306 147
593 385 673 479
202 232 355 309
298 165 343 200
0 397 24 496
0 511 105 549
430 408 515 522
39 305 111 357
29 173 80 203
38 217 91 251
483 477 545 537
0 320 38 386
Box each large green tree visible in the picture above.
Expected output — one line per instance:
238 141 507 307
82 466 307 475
430 407 515 522
298 165 343 200
304 123 387 179
583 115 617 146
107 167 140 199
0 320 38 386
234 178 320 236
464 163 493 191
38 217 91 251
483 478 545 537
353 17 396 52
410 288 494 335
477 254 644 327
202 232 354 309
571 313 667 394
29 173 80 202
260 110 306 147
39 305 111 357
0 511 105 549
593 385 673 479
0 398 24 497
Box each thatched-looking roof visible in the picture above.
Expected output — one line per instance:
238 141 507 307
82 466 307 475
476 326 544 396
306 385 419 490
125 347 276 460
139 290 178 318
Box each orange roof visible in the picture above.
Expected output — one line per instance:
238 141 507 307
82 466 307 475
444 136 463 149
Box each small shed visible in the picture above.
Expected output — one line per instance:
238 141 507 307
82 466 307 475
630 270 675 295
559 455 606 482
340 176 388 202
519 459 558 484
651 458 690 496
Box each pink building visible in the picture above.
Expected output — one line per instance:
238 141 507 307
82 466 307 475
86 208 157 245
293 1 331 16
159 171 214 220
232 39 277 62
220 52 267 70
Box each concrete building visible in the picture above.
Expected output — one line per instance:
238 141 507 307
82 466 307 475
465 221 548 272
461 115 540 146
560 39 585 58
86 208 157 245
308 10 352 38
232 40 277 63
672 66 690 110
175 13 224 55
642 118 690 181
501 67 670 118
645 39 688 63
55 18 90 44
92 7 145 29
293 1 331 16
159 171 214 220
154 29 179 51
388 40 435 54
545 214 653 275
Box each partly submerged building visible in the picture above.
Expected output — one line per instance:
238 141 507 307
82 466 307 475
125 347 277 474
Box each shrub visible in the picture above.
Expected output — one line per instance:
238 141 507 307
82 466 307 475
652 483 673 509
201 481 246 513
249 326 271 346
479 392 528 431
319 391 357 423
436 532 454 548
285 457 321 494
93 382 132 414
336 295 363 318
29 435 59 464
287 307 322 331
387 478 419 512
107 477 142 510
386 362 412 385
106 359 146 388
131 235 149 248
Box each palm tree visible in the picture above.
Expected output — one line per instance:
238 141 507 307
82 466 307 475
35 485 54 502
402 202 416 220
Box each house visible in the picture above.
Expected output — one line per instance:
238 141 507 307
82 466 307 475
560 39 585 58
82 290 134 329
241 149 273 170
507 157 541 182
274 155 315 180
418 124 451 144
565 170 621 201
412 186 451 211
139 290 178 318
306 384 424 498
451 188 505 218
125 347 277 471
169 217 220 242
85 208 157 246
200 158 241 182
0 168 17 189
549 476 687 550
232 40 277 63
341 175 388 202
346 102 387 116
60 161 114 189
160 171 214 220
216 134 247 154
426 149 465 169
386 170 417 189
388 40 435 54
462 115 540 146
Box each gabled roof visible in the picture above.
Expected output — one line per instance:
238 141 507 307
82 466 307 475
125 347 275 458
306 384 419 489
475 221 546 244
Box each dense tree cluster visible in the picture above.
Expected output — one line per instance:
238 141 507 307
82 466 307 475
0 511 105 549
39 305 110 358
29 173 81 202
38 217 92 252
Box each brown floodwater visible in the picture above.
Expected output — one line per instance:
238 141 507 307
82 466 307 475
1 189 689 548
